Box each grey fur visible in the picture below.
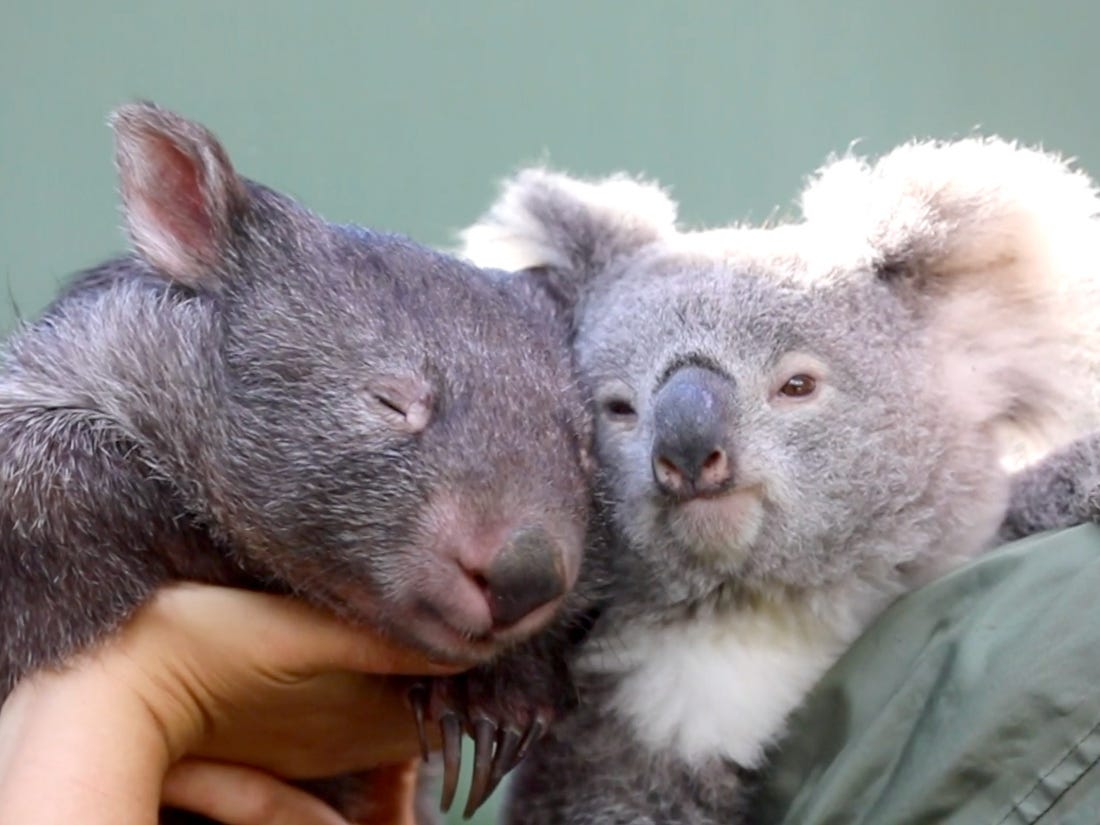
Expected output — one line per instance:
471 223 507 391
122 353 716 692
461 139 1100 823
1001 431 1100 541
0 103 594 822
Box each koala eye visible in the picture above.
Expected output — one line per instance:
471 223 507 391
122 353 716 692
778 374 817 398
596 381 638 426
603 398 638 420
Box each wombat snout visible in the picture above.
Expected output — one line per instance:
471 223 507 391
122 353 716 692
464 527 569 629
652 365 737 500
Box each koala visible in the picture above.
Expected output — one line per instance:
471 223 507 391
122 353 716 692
460 139 1100 823
0 103 595 823
1000 431 1100 540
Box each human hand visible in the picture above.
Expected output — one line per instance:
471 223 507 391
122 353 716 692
163 759 420 825
123 584 461 776
0 584 464 825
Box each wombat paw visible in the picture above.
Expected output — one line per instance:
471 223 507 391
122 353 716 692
407 670 557 819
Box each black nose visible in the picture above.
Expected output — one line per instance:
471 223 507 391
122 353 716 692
483 527 567 628
652 365 737 499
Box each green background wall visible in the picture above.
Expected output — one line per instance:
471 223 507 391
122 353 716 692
5 1 1100 334
2 1 1098 821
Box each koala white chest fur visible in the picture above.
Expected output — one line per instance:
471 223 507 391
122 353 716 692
581 583 893 770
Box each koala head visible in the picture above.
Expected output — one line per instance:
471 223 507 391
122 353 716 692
107 103 591 662
462 142 1100 610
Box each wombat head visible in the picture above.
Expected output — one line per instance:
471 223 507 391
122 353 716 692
110 103 591 662
461 141 1100 610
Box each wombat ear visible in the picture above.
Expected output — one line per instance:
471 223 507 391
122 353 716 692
110 102 249 288
459 168 677 313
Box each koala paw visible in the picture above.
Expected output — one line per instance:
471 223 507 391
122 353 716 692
408 657 571 818
1000 432 1100 541
1086 486 1100 522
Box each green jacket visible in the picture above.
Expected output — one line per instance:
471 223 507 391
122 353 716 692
461 525 1100 824
757 524 1100 825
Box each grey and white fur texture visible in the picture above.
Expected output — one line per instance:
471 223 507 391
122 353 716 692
1001 432 1100 540
460 139 1100 823
0 103 597 823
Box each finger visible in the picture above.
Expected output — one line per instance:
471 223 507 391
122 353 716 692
156 585 466 676
353 761 421 825
279 607 466 677
163 759 350 825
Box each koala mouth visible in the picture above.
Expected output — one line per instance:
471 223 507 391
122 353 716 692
666 485 765 561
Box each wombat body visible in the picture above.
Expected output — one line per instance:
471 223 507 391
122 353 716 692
0 104 593 822
461 140 1100 823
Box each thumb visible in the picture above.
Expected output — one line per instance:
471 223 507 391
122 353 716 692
158 585 465 677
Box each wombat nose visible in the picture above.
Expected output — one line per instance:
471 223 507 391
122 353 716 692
652 365 737 499
480 527 568 628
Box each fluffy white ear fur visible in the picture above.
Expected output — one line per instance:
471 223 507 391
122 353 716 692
802 138 1100 461
801 137 1100 287
459 168 678 275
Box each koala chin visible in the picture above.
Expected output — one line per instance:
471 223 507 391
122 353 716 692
667 489 765 565
462 139 1100 824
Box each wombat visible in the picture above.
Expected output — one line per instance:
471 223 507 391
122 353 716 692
460 139 1100 823
0 103 593 822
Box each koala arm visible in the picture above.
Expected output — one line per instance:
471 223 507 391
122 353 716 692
999 432 1100 542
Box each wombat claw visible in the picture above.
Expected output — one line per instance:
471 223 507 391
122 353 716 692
461 712 551 817
465 717 497 817
440 712 463 812
407 680 552 817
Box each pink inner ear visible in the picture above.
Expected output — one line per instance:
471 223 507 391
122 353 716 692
143 134 217 264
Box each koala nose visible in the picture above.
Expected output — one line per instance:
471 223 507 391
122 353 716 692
652 365 737 499
480 527 568 628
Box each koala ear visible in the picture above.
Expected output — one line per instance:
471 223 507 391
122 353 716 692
110 101 249 288
801 137 1100 292
459 168 677 312
804 138 1100 453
